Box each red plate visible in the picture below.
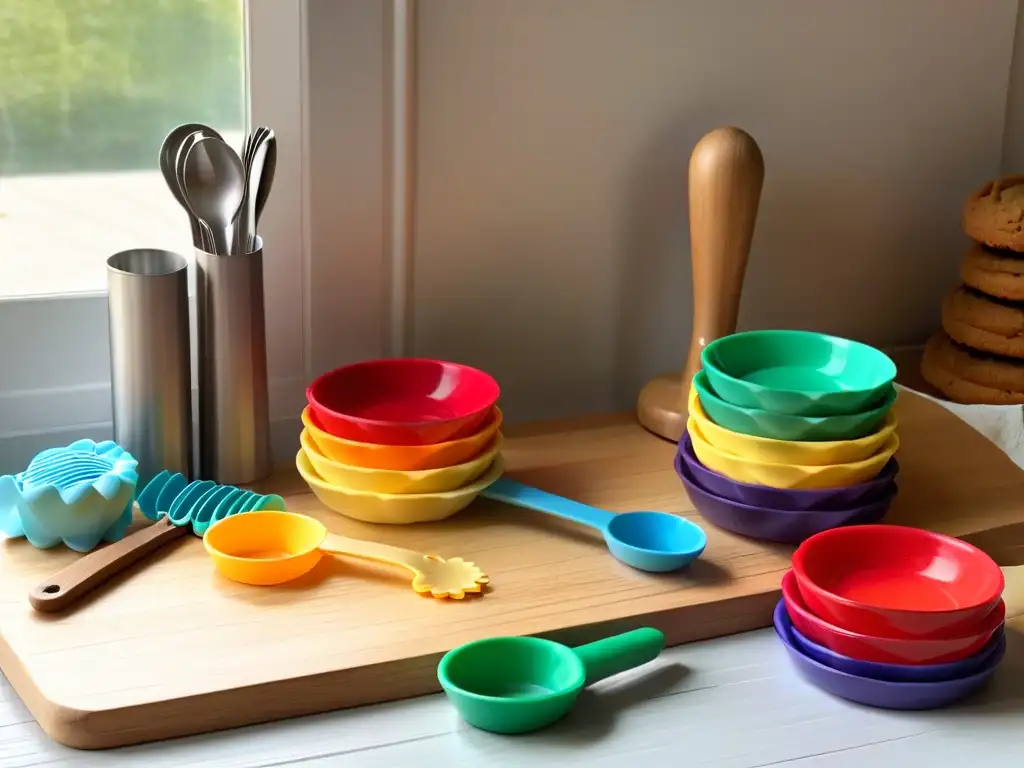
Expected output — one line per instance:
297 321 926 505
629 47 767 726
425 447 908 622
791 525 1004 639
781 571 1004 665
306 358 500 446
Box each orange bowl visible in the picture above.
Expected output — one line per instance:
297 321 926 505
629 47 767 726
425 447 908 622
301 406 502 470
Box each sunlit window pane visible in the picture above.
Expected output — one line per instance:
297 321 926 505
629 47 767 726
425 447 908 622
0 0 246 297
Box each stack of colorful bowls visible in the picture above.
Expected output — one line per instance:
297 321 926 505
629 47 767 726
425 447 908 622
297 359 504 524
776 525 1007 710
674 329 901 543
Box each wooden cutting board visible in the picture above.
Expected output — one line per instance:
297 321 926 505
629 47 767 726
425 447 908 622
2 389 1024 750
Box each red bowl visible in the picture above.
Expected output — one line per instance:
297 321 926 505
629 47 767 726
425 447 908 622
307 359 500 445
791 525 1004 639
781 571 1004 665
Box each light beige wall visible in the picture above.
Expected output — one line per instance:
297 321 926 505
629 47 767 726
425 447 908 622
407 0 1017 421
305 0 1019 423
1002 1 1024 173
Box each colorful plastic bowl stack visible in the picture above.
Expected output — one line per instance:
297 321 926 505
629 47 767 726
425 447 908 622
674 329 901 543
297 358 505 524
775 525 1007 709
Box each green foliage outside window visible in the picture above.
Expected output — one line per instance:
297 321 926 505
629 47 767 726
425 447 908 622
0 0 244 176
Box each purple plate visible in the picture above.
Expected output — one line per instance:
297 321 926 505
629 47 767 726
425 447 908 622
675 453 894 544
773 601 1005 710
678 434 898 511
780 600 1005 683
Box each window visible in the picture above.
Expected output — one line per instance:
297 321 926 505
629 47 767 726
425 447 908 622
0 0 245 297
0 0 312 471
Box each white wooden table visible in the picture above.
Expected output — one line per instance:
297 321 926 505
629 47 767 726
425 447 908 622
4 388 1023 767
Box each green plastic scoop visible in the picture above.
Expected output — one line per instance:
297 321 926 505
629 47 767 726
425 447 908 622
437 627 665 734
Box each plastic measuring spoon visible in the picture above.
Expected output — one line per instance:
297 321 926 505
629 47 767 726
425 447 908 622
438 627 665 734
482 478 706 572
203 511 489 599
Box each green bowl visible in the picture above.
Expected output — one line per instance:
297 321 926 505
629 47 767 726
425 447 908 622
692 370 896 442
701 330 896 416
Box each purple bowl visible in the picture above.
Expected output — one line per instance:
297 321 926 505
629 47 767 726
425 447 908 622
780 600 1005 683
675 453 894 544
773 601 1005 710
678 434 898 511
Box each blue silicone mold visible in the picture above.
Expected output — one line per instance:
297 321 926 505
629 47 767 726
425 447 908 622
135 470 286 535
0 439 139 552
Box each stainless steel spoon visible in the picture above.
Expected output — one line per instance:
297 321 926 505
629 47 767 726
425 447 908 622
251 132 277 250
233 134 252 254
235 127 269 253
245 127 269 172
175 130 217 252
159 123 222 248
182 137 247 256
240 132 254 175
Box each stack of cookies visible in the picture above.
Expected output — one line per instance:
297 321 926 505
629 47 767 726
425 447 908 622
922 176 1024 404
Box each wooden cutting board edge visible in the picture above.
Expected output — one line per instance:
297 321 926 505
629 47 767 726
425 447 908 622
0 585 787 749
4 386 1024 749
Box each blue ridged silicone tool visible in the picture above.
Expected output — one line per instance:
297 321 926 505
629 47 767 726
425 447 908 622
30 470 286 613
0 439 139 552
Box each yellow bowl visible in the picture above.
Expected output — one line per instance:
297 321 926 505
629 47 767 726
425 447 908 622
300 429 502 494
688 385 898 466
686 418 899 490
301 405 502 471
296 447 504 524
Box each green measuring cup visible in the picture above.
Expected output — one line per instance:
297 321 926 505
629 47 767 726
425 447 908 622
437 627 665 734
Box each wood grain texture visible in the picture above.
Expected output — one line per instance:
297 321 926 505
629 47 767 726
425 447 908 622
29 516 188 613
2 389 1024 750
682 127 764 390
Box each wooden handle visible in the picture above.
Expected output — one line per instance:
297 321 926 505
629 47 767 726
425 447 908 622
29 517 190 613
682 126 764 391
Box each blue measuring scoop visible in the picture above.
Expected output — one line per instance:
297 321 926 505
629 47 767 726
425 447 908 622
482 478 706 572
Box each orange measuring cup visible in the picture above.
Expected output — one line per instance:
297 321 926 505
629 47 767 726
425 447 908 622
203 511 488 599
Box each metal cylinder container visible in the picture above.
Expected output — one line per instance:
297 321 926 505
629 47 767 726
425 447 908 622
106 249 194 486
194 237 271 485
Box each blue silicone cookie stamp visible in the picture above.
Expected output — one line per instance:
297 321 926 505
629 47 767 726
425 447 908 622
0 439 139 552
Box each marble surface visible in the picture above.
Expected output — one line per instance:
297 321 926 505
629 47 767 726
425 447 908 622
3 385 1023 767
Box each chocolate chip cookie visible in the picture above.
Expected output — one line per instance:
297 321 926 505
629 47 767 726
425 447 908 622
961 243 1024 300
941 284 1024 359
963 175 1024 252
920 331 1024 404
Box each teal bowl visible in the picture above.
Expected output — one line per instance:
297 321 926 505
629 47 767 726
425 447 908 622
693 370 896 442
701 330 896 416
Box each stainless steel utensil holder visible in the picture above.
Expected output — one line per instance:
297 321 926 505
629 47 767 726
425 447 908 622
107 249 194 485
194 238 271 484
